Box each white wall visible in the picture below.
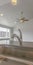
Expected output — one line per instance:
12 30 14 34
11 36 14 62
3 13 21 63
22 32 33 42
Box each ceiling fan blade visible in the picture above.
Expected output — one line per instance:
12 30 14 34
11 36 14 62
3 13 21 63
24 19 29 21
16 16 29 23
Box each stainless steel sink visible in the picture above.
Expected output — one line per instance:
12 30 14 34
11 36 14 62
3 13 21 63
0 59 27 65
0 55 33 65
0 56 27 65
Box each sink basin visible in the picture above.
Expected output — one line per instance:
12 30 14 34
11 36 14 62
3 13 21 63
0 59 27 65
0 55 33 65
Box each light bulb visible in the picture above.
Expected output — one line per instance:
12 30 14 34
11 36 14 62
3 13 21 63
20 20 23 23
11 0 17 5
0 13 3 16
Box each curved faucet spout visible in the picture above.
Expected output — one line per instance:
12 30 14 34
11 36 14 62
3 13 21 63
18 29 22 45
18 29 22 39
12 34 22 46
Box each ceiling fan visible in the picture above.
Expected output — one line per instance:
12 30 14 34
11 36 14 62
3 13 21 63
16 12 29 23
15 0 29 23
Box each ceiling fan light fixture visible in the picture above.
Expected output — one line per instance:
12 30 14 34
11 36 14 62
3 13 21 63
11 0 17 5
20 20 23 23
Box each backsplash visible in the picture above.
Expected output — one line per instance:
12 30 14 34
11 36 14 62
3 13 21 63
11 41 33 47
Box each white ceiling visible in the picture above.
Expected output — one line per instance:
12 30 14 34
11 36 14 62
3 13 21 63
0 0 33 33
0 0 10 6
0 0 33 19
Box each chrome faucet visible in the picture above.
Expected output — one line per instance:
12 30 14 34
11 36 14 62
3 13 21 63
18 29 22 40
12 29 22 46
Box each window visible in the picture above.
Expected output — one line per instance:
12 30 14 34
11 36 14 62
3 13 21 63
0 27 10 45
